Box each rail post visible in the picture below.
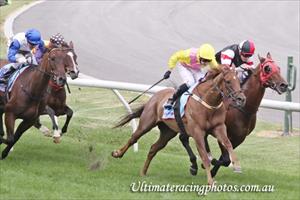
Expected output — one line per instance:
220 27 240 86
283 56 297 135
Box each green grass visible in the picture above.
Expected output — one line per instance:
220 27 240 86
0 0 34 58
0 86 299 200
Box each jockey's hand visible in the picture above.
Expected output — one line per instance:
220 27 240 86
16 57 27 63
26 56 33 64
163 70 171 79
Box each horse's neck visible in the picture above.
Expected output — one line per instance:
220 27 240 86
195 76 223 106
28 56 51 97
243 68 266 114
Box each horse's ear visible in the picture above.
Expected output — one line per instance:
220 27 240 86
69 41 74 48
206 68 220 80
258 54 265 63
266 52 272 59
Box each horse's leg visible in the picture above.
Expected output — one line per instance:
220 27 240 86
213 124 241 173
33 116 51 137
1 119 36 159
112 107 157 158
179 133 198 176
192 129 214 185
61 105 73 134
210 143 231 177
0 108 5 138
45 106 61 143
141 123 177 176
204 134 213 160
200 134 214 169
0 112 16 145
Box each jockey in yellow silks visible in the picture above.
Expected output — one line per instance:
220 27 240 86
163 43 219 109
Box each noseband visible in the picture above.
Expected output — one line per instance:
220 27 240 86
214 72 243 106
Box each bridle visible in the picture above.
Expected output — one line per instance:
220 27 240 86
259 58 280 89
191 69 243 110
214 69 244 105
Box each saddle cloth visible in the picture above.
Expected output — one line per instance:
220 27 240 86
0 63 30 92
162 83 198 119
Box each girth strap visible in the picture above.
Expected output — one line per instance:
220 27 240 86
173 97 189 136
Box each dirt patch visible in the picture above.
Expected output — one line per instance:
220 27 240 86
256 130 300 138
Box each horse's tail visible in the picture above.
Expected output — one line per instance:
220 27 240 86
114 105 145 128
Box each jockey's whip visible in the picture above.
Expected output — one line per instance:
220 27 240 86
128 77 165 104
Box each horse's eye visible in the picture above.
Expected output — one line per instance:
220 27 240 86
264 65 271 74
225 80 231 84
51 57 55 61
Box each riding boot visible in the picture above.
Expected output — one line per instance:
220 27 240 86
164 83 189 110
0 66 16 84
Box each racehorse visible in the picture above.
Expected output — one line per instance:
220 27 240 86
0 47 73 159
179 52 288 177
112 66 246 185
33 41 80 143
0 42 79 144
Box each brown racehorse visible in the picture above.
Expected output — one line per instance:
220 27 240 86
33 41 80 143
179 52 288 177
112 66 246 185
0 42 79 143
0 47 73 159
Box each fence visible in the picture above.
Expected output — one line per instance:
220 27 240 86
67 77 300 152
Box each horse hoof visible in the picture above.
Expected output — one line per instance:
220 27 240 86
211 158 218 166
233 166 242 173
62 128 67 133
140 170 147 177
53 137 61 144
190 167 198 176
111 150 121 158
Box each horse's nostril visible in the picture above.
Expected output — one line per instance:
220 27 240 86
237 96 246 106
280 83 288 91
58 77 66 84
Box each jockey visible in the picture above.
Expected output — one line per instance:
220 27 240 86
164 43 219 109
215 40 255 84
0 29 44 84
33 33 65 64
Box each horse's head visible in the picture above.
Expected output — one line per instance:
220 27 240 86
47 48 69 87
63 41 80 80
258 52 288 94
217 66 246 107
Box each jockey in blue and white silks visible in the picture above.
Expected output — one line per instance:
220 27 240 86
0 29 45 84
7 28 44 66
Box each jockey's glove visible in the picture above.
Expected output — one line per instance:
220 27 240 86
16 57 27 63
26 56 33 64
163 70 171 79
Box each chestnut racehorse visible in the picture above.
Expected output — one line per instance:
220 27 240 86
179 53 288 177
112 66 246 185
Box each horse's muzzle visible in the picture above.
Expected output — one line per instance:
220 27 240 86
57 76 67 86
69 71 79 80
277 82 288 94
235 94 246 107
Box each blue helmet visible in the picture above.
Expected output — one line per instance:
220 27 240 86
25 28 41 45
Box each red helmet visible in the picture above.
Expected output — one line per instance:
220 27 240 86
238 40 255 57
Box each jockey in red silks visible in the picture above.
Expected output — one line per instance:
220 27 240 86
215 40 256 84
163 43 219 109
